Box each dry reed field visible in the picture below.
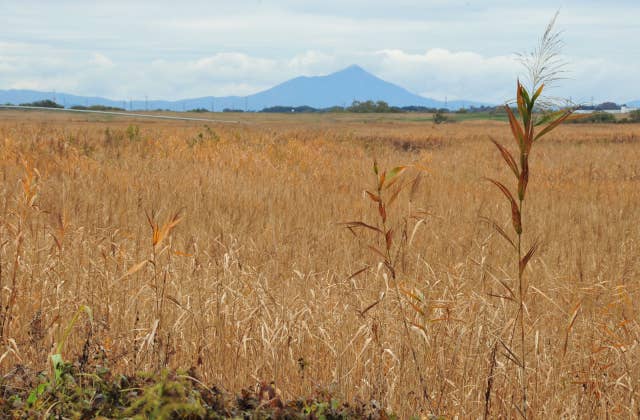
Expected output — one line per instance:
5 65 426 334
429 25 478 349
1 109 640 417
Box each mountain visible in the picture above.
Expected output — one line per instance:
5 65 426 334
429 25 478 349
0 65 486 111
245 65 480 110
627 100 640 108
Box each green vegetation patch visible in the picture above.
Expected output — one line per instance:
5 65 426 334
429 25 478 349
0 362 394 419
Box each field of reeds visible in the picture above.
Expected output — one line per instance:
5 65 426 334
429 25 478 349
0 109 639 417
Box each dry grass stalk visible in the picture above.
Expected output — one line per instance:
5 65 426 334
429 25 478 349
0 109 637 417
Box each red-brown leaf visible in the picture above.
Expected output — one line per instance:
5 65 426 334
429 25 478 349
385 229 394 251
378 202 387 223
365 190 381 202
518 157 529 201
519 241 539 277
378 171 387 190
490 138 519 179
480 216 517 250
505 105 525 150
367 245 388 262
341 221 384 234
487 178 521 234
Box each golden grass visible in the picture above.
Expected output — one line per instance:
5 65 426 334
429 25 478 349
0 110 639 417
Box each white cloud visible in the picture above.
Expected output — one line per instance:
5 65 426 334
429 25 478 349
0 1 638 102
287 51 336 75
0 44 637 104
90 53 114 68
371 49 518 101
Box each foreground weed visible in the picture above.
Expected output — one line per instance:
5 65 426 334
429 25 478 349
343 161 431 410
118 209 183 370
51 305 93 383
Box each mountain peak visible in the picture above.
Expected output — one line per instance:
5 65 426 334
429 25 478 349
335 64 368 75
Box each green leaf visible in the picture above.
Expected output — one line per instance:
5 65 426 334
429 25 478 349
51 353 64 383
520 84 532 111
534 109 566 127
386 166 406 184
56 305 93 355
534 110 573 141
531 84 545 104
27 382 48 406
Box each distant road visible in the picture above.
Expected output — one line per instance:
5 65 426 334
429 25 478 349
0 105 239 124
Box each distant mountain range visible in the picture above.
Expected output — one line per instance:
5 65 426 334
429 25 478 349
628 100 640 108
0 65 487 111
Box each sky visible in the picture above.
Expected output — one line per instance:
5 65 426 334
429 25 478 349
1 0 638 104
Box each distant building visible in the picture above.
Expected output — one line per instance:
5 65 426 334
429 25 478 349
621 105 637 113
575 102 638 114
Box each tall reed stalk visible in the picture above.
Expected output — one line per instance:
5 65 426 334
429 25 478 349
486 15 574 417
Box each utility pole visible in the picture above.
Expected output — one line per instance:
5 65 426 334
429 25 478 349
145 95 148 111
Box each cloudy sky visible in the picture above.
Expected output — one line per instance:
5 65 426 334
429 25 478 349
1 1 638 104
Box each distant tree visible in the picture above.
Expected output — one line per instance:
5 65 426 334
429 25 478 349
467 105 495 113
348 100 372 113
260 106 289 113
596 102 620 111
629 109 640 122
187 108 210 113
71 105 125 111
347 100 400 113
401 106 438 113
568 112 616 124
322 106 346 113
375 100 390 112
590 112 616 123
20 99 63 108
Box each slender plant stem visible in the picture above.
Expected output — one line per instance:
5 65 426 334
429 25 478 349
518 197 527 418
377 181 432 411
